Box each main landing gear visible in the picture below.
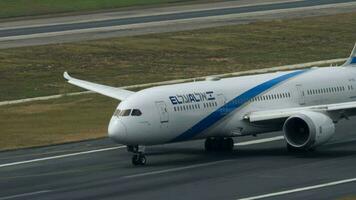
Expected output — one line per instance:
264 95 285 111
205 137 234 152
127 145 146 166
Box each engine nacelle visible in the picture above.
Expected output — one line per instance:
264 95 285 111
283 111 335 149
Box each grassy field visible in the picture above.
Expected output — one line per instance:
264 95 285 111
0 0 215 19
1 13 355 101
0 13 356 150
0 94 117 150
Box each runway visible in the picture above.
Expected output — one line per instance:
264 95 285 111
1 118 356 200
0 0 354 38
1 0 356 48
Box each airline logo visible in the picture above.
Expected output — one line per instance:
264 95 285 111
169 91 215 105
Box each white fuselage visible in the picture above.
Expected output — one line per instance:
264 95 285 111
108 66 356 145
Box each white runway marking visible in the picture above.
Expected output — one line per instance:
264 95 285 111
238 178 356 200
0 0 303 31
235 136 284 146
123 159 233 179
0 2 354 42
0 190 51 200
122 136 285 178
0 146 125 169
0 136 283 169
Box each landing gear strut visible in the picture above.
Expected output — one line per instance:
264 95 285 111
205 137 234 152
127 145 146 166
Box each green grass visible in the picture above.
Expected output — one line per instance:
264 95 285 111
0 13 355 101
0 0 214 19
0 13 356 150
0 94 117 150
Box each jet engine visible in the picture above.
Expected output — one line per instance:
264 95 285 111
283 111 335 150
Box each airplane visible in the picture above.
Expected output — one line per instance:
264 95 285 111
64 43 356 166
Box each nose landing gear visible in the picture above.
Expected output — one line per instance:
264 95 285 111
132 153 146 165
127 145 146 166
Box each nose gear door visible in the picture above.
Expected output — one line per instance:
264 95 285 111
155 101 169 124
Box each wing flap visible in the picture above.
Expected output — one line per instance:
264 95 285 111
64 72 134 101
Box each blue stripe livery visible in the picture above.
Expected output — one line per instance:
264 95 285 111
170 70 307 142
351 57 356 64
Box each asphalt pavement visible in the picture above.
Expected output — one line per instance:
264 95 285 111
1 0 356 199
1 0 356 48
0 0 354 38
1 117 356 200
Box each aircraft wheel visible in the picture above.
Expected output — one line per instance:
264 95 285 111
205 138 214 152
138 154 147 165
132 154 139 165
132 154 146 165
223 138 234 152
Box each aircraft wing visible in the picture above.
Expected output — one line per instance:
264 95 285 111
244 101 356 122
63 72 134 101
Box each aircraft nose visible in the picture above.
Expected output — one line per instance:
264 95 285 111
108 117 127 143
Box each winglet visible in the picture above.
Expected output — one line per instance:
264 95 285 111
343 43 356 67
63 71 71 80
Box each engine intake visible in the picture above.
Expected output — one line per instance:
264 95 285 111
283 111 335 149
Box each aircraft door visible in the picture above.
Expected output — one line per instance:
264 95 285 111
216 93 227 106
295 84 305 105
155 101 169 124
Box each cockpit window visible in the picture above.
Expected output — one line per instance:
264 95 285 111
120 109 131 116
131 109 142 116
114 109 141 117
113 109 121 117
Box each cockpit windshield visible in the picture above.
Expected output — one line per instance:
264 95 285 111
131 109 142 116
113 109 121 117
121 109 131 116
113 109 142 117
